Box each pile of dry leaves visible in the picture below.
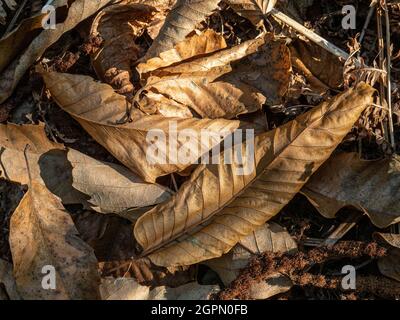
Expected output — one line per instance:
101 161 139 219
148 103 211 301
0 0 399 300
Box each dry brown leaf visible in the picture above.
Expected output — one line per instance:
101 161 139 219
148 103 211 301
151 282 219 300
42 71 240 183
136 34 291 119
0 0 113 104
144 0 221 60
137 29 227 77
374 233 400 282
0 123 172 213
134 83 375 267
290 39 344 92
141 0 177 39
0 0 69 74
100 278 219 300
302 152 400 228
90 2 158 95
206 222 296 299
226 0 278 25
9 181 100 299
0 259 20 300
100 277 150 300
99 257 196 287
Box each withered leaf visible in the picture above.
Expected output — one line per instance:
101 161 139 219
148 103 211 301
0 0 114 104
42 71 240 183
99 257 196 288
302 152 400 228
206 222 296 299
0 0 70 73
142 0 177 39
90 2 158 95
290 38 344 92
134 83 375 267
100 278 219 300
150 282 219 300
0 123 172 213
136 33 291 119
9 181 100 299
100 277 149 300
137 29 227 78
144 0 221 60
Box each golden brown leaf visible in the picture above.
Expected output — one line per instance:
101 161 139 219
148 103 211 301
134 83 375 267
144 0 221 60
136 34 291 119
137 29 227 77
9 181 100 299
42 71 240 183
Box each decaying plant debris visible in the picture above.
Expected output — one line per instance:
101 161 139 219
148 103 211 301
0 0 400 300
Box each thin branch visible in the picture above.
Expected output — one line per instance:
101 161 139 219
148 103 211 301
360 2 377 44
270 9 352 63
383 0 396 150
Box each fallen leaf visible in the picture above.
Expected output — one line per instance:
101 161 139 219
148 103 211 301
302 152 400 228
144 0 221 60
90 2 158 95
134 83 375 267
0 123 172 213
151 282 219 300
0 0 114 104
0 0 69 73
42 71 240 183
100 277 150 300
0 259 19 300
137 33 291 119
137 29 227 77
374 233 400 282
100 278 219 300
9 181 100 299
142 0 177 39
290 38 344 92
99 257 196 287
206 222 296 299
